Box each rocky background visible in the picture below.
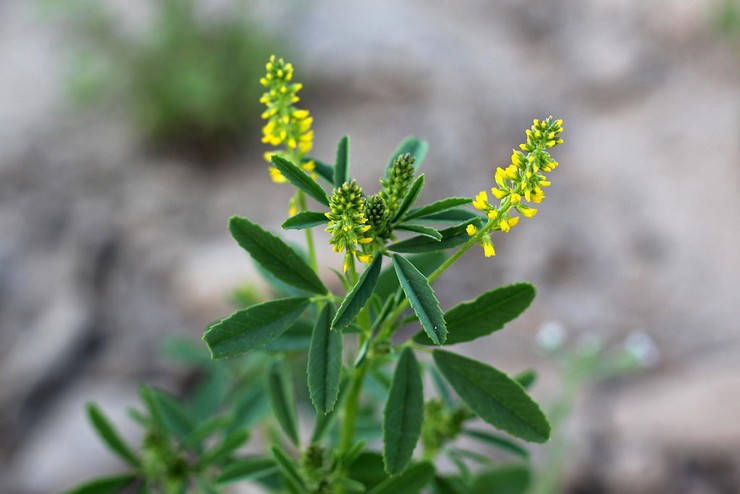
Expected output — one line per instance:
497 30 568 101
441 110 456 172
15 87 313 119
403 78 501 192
1 0 739 492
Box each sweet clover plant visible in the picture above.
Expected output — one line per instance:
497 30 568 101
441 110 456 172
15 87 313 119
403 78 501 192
65 56 564 494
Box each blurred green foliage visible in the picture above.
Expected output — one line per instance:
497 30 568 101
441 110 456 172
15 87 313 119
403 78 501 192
711 0 740 45
43 0 278 158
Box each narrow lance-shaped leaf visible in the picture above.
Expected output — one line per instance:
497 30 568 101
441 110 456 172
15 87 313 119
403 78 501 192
462 429 529 459
203 297 310 359
308 304 343 414
403 197 473 221
414 283 535 345
197 430 250 468
271 154 330 206
386 136 429 175
216 457 278 485
383 348 424 475
267 360 300 446
392 254 447 345
335 135 350 188
271 445 307 493
229 216 326 294
387 218 483 254
86 404 139 467
393 174 425 222
395 224 442 241
367 462 435 494
332 255 383 331
60 474 137 494
433 350 550 443
282 211 328 230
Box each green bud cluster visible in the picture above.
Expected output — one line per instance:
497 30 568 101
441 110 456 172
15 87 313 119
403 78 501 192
380 153 416 216
420 399 471 457
364 194 389 239
302 444 328 486
324 180 373 272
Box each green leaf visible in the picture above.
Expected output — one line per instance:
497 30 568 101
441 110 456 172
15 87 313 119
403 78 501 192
217 457 278 484
414 283 535 345
308 304 343 414
334 135 350 188
310 376 348 443
265 319 314 352
306 156 334 185
267 360 300 446
433 476 468 494
198 430 250 468
368 462 435 494
332 255 383 331
60 474 137 494
271 445 306 493
347 451 388 490
393 174 425 222
182 415 231 449
203 298 310 359
386 136 429 175
395 224 442 241
383 348 424 475
514 369 537 390
392 254 447 345
86 403 139 467
403 197 472 221
282 211 328 230
387 219 482 254
229 216 326 294
462 429 529 459
375 252 445 300
271 154 329 206
414 209 483 224
471 465 531 494
432 351 550 443
146 389 193 440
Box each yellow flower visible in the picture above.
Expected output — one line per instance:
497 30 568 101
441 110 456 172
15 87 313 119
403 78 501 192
259 55 315 181
470 116 563 258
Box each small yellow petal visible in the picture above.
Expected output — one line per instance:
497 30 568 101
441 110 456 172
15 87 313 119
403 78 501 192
466 224 478 236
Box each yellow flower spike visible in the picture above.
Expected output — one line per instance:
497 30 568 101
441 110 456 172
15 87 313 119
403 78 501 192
466 224 478 236
259 55 315 179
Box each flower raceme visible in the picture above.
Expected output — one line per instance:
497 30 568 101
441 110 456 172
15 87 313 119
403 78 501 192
325 180 374 272
259 55 315 183
469 117 564 257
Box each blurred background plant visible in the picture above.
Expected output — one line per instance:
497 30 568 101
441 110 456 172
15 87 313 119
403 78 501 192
711 0 740 46
38 0 279 160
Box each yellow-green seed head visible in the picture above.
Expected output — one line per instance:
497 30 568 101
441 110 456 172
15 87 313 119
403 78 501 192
325 180 373 270
364 194 389 239
380 153 416 215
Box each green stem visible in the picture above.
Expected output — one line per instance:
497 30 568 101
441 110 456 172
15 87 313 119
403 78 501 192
339 359 369 453
297 191 318 271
